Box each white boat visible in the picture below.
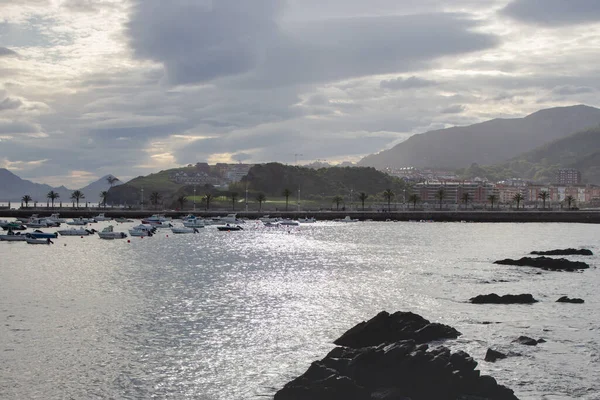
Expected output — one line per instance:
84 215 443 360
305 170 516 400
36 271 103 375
67 218 91 226
221 213 244 224
0 232 27 241
279 219 300 226
26 218 54 228
115 217 133 223
129 224 156 237
93 213 111 222
338 216 359 222
26 237 54 245
171 227 200 234
182 215 206 228
47 213 67 223
298 217 316 223
142 214 171 224
58 228 95 236
98 225 127 239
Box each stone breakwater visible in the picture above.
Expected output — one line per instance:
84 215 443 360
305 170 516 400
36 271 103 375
274 311 518 400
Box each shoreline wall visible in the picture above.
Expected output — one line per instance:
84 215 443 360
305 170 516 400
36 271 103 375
2 209 600 223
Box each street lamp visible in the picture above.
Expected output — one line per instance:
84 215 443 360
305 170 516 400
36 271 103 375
297 188 300 211
193 186 196 212
350 188 353 211
245 185 248 212
141 187 144 210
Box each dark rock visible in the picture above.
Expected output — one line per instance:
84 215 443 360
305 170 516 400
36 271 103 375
536 339 546 344
531 248 593 256
513 336 539 346
556 296 585 304
333 311 461 348
276 311 519 400
469 294 538 304
485 349 507 362
493 256 589 271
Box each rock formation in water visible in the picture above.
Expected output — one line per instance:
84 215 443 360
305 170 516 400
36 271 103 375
513 336 544 346
469 294 538 304
530 248 593 256
485 349 508 362
493 256 589 271
556 296 585 303
274 311 519 400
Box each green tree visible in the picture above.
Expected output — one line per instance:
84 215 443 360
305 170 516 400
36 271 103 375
435 188 446 210
538 191 549 209
383 189 394 211
21 194 32 208
358 192 368 210
565 195 575 209
71 190 85 209
461 192 470 209
47 190 60 208
408 193 420 209
282 188 292 211
204 193 213 211
332 195 343 210
513 192 523 209
488 194 498 209
100 191 108 208
177 195 187 210
256 193 266 211
150 191 161 210
230 192 238 211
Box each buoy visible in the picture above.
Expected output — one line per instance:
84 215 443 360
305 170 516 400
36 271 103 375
64 243 67 246
166 235 168 237
141 236 144 239
127 240 130 243
80 236 83 238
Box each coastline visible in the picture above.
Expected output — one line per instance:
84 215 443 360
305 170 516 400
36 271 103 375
1 209 600 223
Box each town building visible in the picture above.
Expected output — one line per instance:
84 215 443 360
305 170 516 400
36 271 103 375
556 168 582 185
414 180 495 205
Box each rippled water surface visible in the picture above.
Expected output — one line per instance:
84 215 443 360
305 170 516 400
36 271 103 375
1 221 599 399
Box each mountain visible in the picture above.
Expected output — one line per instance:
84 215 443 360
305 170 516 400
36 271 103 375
456 125 600 184
0 168 72 202
79 175 124 202
359 105 600 170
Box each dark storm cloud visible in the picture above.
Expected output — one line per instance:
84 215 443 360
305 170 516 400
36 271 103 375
502 0 600 26
380 76 438 90
127 0 499 86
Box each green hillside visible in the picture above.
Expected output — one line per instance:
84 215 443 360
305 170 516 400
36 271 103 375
457 125 600 183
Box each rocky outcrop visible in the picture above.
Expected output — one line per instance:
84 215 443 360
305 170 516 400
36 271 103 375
485 349 508 362
333 311 461 348
556 296 585 303
530 248 593 256
494 256 589 271
275 311 519 400
469 294 538 304
513 336 544 346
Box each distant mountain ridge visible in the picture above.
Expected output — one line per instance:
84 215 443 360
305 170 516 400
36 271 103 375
0 169 122 202
359 105 600 170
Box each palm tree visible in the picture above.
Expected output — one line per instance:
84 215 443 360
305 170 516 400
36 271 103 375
383 189 394 211
176 195 187 210
488 194 498 209
461 192 470 209
230 192 238 211
435 188 445 210
538 191 549 209
358 192 368 210
282 188 292 211
332 195 343 210
204 193 213 211
408 193 419 209
47 190 60 208
107 175 120 188
21 194 32 208
513 193 523 209
256 193 266 211
565 195 575 209
71 190 85 209
100 191 108 208
150 191 161 210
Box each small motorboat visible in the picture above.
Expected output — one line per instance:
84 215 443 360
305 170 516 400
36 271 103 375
171 227 200 234
115 217 133 223
337 216 359 223
298 217 316 223
1 221 26 231
57 228 96 236
129 224 156 237
98 225 127 239
0 231 27 241
26 237 54 245
27 230 59 239
217 224 244 231
93 213 111 221
279 219 300 226
46 213 67 223
182 215 206 228
67 218 91 226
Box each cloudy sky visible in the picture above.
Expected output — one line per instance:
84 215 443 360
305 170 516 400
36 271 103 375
1 0 600 186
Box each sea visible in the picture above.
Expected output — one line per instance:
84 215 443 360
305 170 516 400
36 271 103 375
0 220 598 400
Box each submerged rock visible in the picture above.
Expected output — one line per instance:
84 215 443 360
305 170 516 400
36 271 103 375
333 311 461 348
556 296 585 304
275 311 519 400
469 294 538 304
493 257 589 271
485 349 508 362
513 336 544 346
530 248 593 256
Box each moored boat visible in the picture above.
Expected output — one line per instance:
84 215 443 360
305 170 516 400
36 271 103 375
0 231 27 241
216 224 244 231
57 228 95 236
279 219 300 226
27 230 59 239
26 237 54 245
98 225 127 239
93 213 111 222
129 224 156 237
171 227 200 234
1 221 26 231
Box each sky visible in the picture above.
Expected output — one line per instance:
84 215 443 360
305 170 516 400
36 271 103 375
1 0 600 186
